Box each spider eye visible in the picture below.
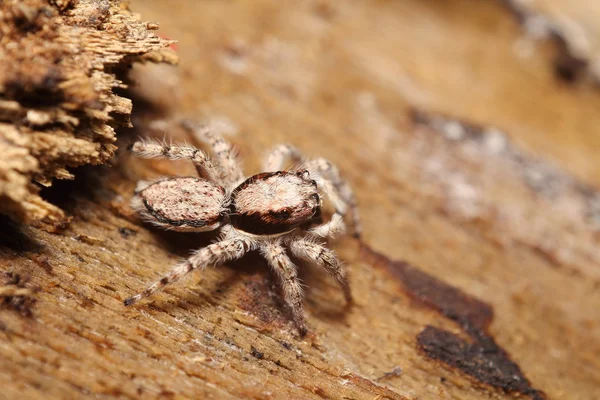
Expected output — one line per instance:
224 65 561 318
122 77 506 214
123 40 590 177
295 170 310 179
270 208 291 219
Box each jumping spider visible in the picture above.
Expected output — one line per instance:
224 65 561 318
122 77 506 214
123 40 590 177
124 120 361 335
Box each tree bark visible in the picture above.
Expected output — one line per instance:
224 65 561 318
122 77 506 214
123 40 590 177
1 0 600 399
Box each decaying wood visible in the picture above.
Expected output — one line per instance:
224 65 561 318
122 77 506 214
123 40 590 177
1 0 600 399
0 0 176 227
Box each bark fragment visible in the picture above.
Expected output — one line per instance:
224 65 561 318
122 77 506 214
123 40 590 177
0 0 177 227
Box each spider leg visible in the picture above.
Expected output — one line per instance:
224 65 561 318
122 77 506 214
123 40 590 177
124 231 252 306
305 158 362 238
263 144 303 172
308 213 346 239
181 120 244 188
130 139 221 183
260 242 307 336
288 238 352 304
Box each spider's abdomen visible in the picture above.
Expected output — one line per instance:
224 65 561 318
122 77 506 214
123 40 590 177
230 171 321 235
136 177 227 232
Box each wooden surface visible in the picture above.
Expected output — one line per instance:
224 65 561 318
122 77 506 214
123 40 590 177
1 0 600 399
0 0 175 227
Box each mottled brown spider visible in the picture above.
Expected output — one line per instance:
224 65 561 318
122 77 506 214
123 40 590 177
124 120 361 335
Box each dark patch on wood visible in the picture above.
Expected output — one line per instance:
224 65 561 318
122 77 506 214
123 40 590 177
361 243 493 330
250 346 264 359
554 53 587 83
376 366 403 382
118 227 136 238
417 326 545 400
31 254 54 275
158 390 176 399
499 0 593 84
0 272 37 318
4 67 66 108
236 273 287 328
313 386 327 398
9 2 57 33
361 243 546 400
280 341 292 350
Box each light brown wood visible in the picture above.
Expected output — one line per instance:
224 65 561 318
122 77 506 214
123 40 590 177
1 0 600 399
0 0 175 227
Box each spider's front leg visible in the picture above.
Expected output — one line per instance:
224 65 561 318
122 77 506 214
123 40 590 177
124 230 253 306
308 213 346 239
260 242 308 336
263 144 303 172
306 158 362 238
289 237 352 304
181 120 244 188
130 139 221 183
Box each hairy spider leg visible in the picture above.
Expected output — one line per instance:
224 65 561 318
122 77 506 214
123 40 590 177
305 158 361 238
124 228 254 306
263 144 303 172
130 139 222 183
260 241 307 336
181 120 245 189
288 237 352 304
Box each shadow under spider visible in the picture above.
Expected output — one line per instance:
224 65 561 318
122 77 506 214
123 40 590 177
296 257 354 326
137 236 353 332
141 250 265 316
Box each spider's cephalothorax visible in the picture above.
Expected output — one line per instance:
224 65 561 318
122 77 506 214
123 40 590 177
230 171 322 236
125 121 361 336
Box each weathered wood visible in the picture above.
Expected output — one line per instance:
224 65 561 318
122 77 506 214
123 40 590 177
0 0 176 227
1 0 600 399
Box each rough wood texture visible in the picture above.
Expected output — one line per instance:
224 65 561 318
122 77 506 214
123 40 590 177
0 0 176 227
1 0 600 399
